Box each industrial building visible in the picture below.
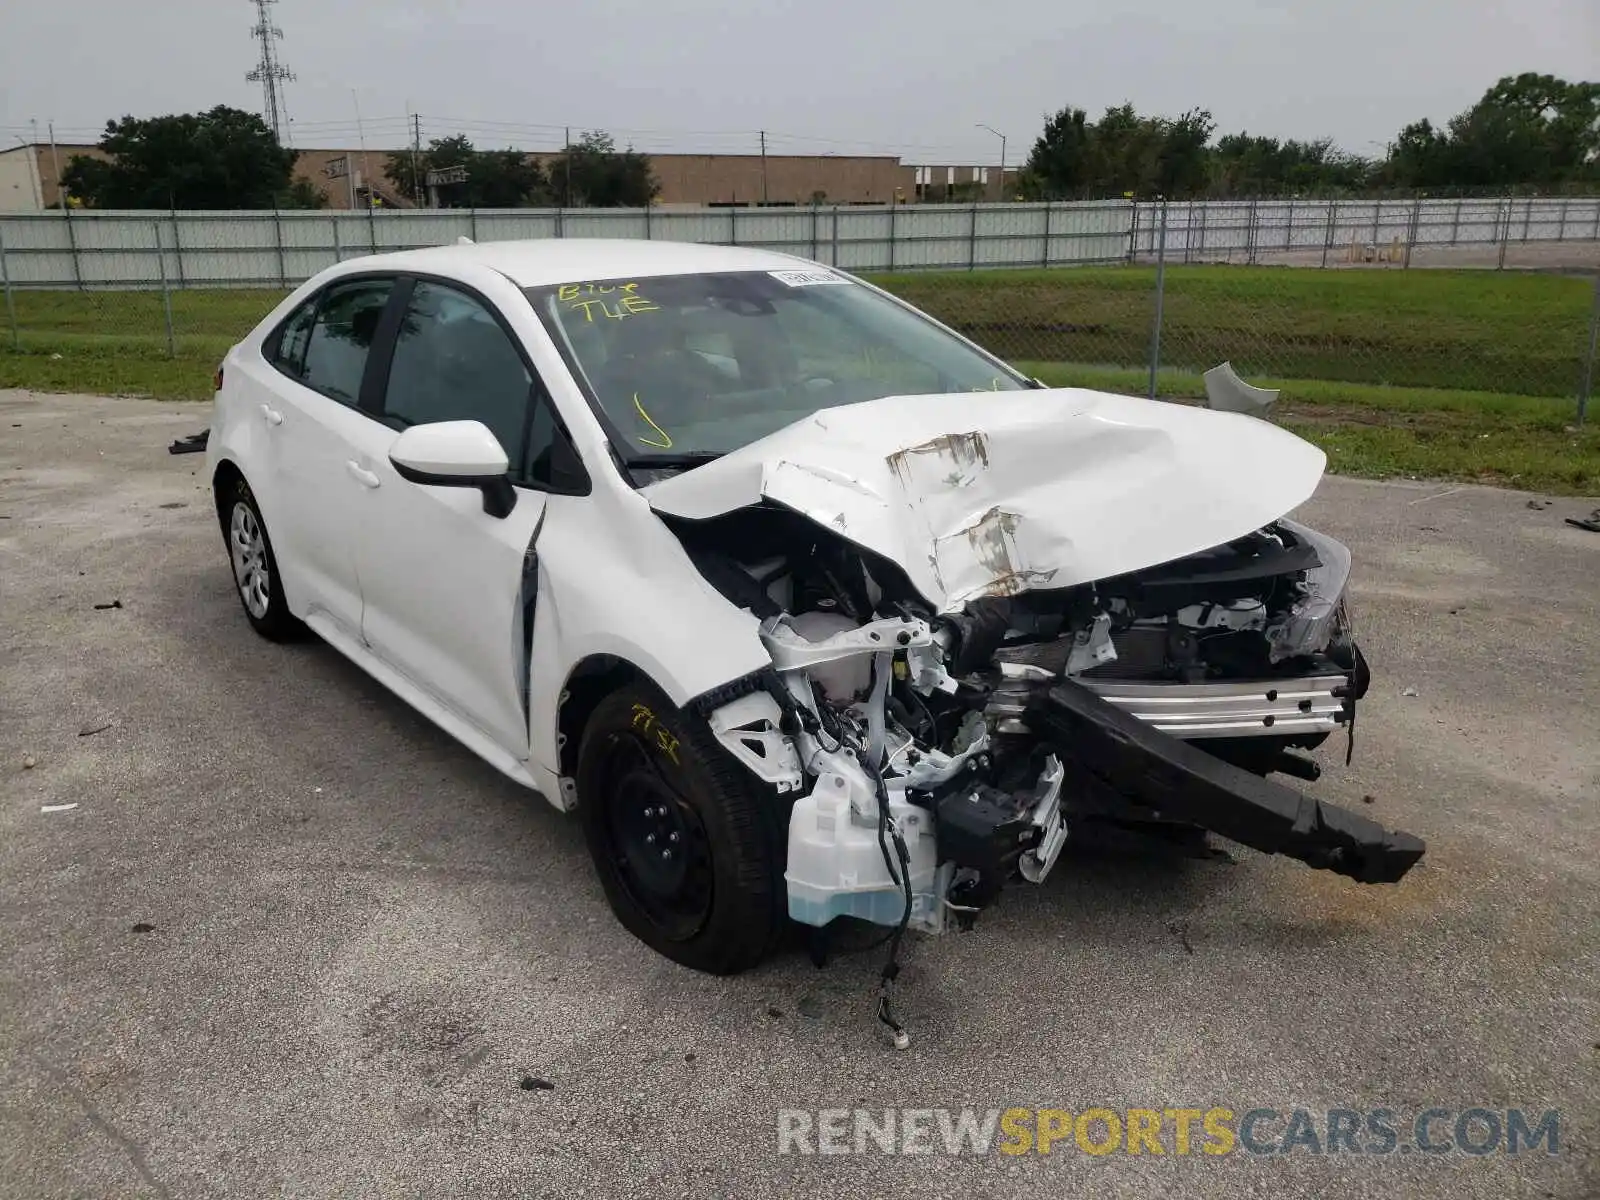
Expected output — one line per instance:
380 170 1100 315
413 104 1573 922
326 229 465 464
1 141 1014 211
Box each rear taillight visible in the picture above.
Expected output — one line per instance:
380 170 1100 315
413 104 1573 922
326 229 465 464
213 365 225 392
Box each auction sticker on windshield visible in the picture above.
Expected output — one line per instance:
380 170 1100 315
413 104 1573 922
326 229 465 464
769 269 850 287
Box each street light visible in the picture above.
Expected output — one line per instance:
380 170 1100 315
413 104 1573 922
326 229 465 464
976 124 1006 200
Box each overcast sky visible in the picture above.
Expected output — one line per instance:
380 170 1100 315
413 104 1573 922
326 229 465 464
2 0 1595 163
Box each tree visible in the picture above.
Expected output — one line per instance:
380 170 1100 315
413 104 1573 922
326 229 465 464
1021 107 1094 198
62 106 300 209
1382 74 1600 190
277 178 329 209
383 135 552 207
1022 104 1214 199
1151 108 1215 197
549 131 659 207
1209 133 1374 196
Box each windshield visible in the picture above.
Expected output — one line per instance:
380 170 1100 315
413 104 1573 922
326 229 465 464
525 269 1027 462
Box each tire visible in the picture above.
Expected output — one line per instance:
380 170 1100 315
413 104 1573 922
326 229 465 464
577 680 787 975
220 474 301 642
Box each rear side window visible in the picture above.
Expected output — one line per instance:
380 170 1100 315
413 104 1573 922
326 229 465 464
295 278 395 406
271 299 318 378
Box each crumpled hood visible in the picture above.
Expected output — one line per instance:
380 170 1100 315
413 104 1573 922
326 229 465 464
643 388 1326 613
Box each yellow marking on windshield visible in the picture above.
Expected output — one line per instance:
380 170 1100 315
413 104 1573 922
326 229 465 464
632 392 673 449
559 281 659 322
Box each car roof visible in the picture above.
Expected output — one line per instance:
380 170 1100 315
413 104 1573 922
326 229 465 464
335 238 817 289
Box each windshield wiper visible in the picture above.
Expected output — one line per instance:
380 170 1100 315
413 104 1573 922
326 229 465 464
621 450 726 469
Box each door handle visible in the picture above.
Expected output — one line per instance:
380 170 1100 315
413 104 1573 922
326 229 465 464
260 403 283 426
346 461 381 489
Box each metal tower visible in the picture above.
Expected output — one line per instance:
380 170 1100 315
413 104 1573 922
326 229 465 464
246 0 295 144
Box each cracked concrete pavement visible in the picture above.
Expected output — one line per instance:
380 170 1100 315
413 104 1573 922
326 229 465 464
1 389 1597 1198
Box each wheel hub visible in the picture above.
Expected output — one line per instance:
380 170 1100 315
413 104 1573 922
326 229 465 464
229 502 271 619
599 734 713 941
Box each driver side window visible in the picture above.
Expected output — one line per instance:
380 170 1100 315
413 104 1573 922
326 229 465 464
381 281 533 471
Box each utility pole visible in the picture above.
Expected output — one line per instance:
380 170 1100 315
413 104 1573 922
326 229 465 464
977 124 1006 201
47 123 63 206
411 112 424 207
351 88 371 208
760 130 769 206
564 126 572 207
245 0 295 143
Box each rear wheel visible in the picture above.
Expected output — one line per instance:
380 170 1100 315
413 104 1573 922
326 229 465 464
577 681 787 974
221 475 301 641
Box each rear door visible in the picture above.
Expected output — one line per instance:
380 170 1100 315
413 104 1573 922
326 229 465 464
343 276 586 757
260 276 399 636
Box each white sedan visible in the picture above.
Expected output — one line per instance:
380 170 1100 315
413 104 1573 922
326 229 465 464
206 239 1422 979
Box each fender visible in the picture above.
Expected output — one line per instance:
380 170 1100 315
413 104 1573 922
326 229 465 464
523 486 775 803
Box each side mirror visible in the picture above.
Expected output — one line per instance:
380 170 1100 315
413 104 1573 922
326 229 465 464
389 420 517 518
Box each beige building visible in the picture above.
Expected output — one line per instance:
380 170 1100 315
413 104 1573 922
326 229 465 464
1 141 994 211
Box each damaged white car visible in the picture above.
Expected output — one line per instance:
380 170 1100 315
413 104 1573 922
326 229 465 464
206 239 1424 1011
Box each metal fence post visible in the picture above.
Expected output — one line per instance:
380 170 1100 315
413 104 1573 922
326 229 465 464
1147 199 1169 401
171 211 185 288
1284 199 1294 251
831 206 840 268
1497 198 1511 269
153 219 176 359
470 208 479 242
1450 199 1462 245
1591 199 1600 241
1403 196 1421 268
1556 199 1569 243
1127 200 1139 263
1577 273 1599 427
1520 198 1532 242
1197 203 1207 260
1040 201 1051 267
887 201 896 272
273 207 287 288
1321 200 1335 268
62 204 84 292
645 202 654 241
729 206 738 246
1246 197 1258 265
0 226 18 351
810 204 818 261
331 216 342 264
969 202 979 271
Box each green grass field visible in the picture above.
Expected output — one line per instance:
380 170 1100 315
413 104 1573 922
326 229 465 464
1 265 1595 493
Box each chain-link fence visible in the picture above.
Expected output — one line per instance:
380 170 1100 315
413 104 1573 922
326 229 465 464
0 200 1596 422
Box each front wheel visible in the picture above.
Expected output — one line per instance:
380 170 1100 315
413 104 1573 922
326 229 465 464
577 681 788 974
222 476 300 641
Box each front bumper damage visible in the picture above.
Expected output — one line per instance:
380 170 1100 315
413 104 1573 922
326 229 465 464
1024 681 1425 885
704 605 1423 948
653 387 1423 1040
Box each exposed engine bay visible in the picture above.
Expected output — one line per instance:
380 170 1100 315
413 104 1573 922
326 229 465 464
671 502 1425 961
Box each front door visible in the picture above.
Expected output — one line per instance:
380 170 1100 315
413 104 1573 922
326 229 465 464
345 278 556 757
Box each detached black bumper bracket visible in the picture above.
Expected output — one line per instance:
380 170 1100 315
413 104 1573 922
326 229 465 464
1025 681 1425 884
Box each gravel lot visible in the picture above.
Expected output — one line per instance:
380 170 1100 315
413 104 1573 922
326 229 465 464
2 389 1597 1200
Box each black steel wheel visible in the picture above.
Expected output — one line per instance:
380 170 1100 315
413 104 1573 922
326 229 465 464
577 681 787 974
